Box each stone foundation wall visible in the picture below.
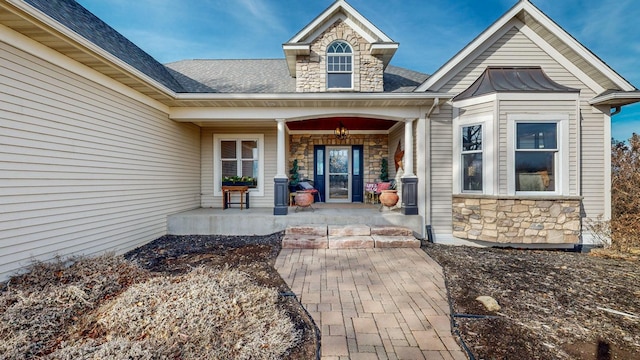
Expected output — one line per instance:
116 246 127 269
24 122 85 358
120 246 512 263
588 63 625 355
452 195 582 244
289 134 388 185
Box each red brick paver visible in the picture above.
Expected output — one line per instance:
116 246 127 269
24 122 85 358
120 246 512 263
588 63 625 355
275 248 468 360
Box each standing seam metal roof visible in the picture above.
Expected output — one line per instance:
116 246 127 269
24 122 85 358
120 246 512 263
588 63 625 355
453 67 579 101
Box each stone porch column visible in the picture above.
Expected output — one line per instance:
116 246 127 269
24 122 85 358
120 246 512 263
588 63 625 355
274 119 288 215
402 118 419 215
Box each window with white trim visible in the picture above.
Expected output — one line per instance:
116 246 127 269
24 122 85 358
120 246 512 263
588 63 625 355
515 122 558 192
327 41 352 89
214 134 264 196
461 124 483 191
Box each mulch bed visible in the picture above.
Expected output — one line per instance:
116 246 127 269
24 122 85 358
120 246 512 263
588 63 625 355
124 232 319 360
424 244 640 359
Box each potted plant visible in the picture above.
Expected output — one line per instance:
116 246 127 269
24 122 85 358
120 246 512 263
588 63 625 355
380 158 389 182
378 180 399 207
289 159 300 192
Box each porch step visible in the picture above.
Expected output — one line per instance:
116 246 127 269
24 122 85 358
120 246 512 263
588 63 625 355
282 234 329 249
282 225 419 249
285 224 327 236
329 236 374 249
373 235 421 248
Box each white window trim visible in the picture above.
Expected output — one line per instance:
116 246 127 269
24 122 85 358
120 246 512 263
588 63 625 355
507 114 570 196
213 134 265 197
453 114 494 195
326 40 354 90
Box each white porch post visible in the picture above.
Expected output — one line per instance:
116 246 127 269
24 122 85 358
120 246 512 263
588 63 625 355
274 119 288 215
276 119 287 178
403 118 416 177
402 118 418 215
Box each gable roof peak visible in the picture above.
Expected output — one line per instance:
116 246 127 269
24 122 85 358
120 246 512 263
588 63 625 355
282 0 398 76
416 0 635 93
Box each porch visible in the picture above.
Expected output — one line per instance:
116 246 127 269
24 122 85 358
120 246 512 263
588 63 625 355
167 203 424 237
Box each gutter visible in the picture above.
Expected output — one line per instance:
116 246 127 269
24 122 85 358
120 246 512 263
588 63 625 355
174 92 453 102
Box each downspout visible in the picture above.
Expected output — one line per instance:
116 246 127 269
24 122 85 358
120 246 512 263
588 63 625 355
425 98 440 243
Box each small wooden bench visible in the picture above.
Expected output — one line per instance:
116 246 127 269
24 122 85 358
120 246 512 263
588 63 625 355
222 185 250 210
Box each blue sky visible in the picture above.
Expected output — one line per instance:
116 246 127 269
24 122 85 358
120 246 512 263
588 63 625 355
76 0 639 141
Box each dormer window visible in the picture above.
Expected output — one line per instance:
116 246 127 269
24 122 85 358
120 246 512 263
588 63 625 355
327 41 352 89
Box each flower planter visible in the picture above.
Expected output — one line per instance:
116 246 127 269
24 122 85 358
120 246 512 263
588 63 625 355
294 191 314 207
379 190 399 207
222 181 255 187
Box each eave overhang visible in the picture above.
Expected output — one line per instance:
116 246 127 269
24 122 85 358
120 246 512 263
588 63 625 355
283 43 311 76
589 91 640 107
0 0 177 104
170 92 452 108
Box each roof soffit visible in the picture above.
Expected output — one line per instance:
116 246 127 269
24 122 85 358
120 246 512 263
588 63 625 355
283 0 398 76
416 1 637 94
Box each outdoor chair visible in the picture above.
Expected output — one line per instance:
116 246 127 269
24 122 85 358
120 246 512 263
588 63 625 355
365 182 378 203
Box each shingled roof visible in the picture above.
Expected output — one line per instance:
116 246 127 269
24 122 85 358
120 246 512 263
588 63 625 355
166 60 428 94
23 0 427 95
24 0 185 92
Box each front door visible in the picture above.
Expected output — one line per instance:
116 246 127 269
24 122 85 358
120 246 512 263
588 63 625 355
326 147 351 202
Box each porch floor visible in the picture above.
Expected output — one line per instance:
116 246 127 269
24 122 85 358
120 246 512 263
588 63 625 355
167 203 424 237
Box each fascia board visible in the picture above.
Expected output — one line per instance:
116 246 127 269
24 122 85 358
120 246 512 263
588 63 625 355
417 1 636 93
588 92 640 106
288 0 393 45
496 92 580 101
174 92 452 101
453 92 579 108
0 23 169 113
7 0 177 98
452 94 497 108
371 43 399 54
282 44 311 54
522 1 636 92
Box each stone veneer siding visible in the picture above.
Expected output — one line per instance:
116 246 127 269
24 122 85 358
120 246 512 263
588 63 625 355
452 195 582 244
289 134 388 186
296 20 384 92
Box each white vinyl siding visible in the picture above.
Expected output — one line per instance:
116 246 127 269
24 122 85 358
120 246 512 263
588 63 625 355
429 106 454 235
0 42 201 281
440 27 590 94
201 126 277 208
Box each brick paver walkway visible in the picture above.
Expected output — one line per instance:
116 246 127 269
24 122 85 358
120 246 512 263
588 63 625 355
275 248 468 360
